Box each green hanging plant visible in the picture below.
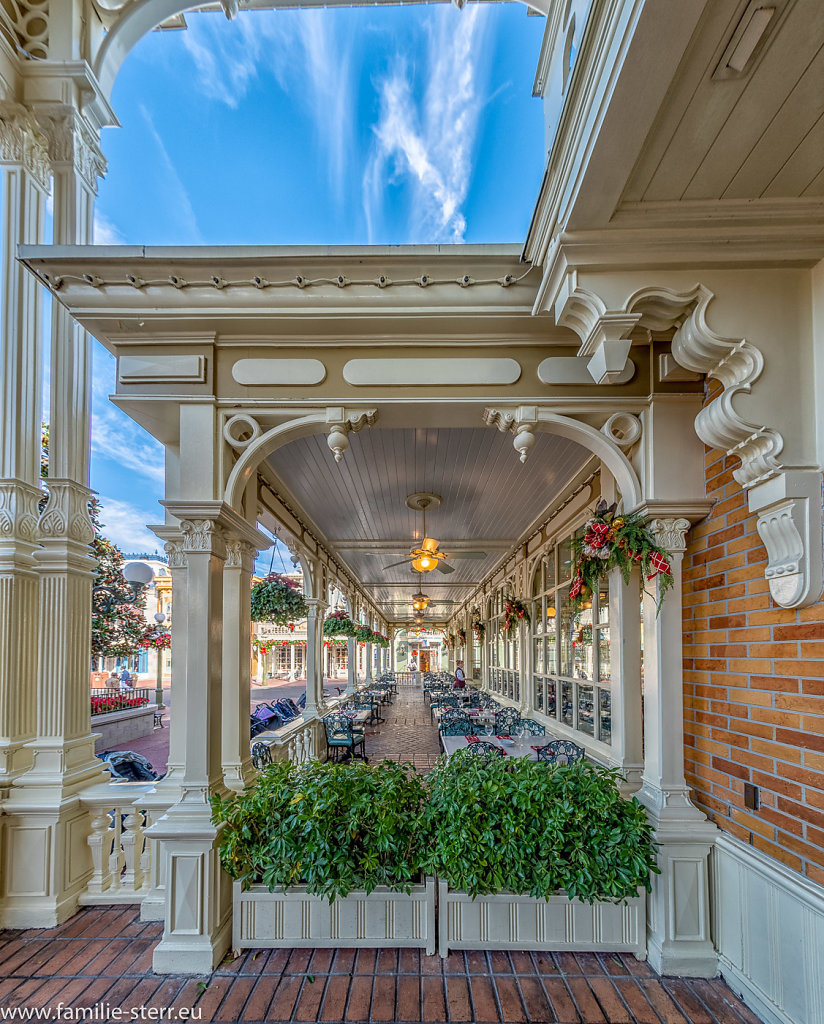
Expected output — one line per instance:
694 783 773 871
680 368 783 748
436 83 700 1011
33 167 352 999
323 611 357 638
250 573 308 626
569 500 674 614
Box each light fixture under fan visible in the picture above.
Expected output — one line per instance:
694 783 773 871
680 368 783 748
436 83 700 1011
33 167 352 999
379 493 488 575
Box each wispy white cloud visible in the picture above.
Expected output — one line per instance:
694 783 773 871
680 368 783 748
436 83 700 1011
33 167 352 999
93 211 126 245
139 104 202 242
90 346 165 489
178 11 355 199
363 6 490 242
94 496 165 554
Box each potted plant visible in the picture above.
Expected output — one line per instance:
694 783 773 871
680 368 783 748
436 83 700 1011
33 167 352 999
421 755 656 957
213 759 436 953
250 573 309 626
323 610 358 638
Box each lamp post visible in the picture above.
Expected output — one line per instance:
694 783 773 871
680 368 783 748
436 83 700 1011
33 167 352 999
154 611 166 709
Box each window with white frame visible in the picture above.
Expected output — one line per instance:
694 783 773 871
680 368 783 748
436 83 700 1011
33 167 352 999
531 533 612 745
487 588 520 701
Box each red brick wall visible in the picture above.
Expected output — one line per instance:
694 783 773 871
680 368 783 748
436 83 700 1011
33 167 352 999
682 447 824 885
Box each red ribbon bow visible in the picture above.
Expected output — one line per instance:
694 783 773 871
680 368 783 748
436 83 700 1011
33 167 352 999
570 571 584 598
585 521 610 547
647 551 671 578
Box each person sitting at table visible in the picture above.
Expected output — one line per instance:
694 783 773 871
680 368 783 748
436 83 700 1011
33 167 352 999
454 661 466 690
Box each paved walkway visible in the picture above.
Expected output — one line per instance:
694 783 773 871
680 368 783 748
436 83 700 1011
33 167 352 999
16 684 765 1023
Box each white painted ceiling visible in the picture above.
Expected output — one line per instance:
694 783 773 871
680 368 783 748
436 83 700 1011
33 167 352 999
266 427 591 623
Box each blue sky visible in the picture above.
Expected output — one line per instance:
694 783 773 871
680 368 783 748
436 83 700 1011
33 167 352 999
87 3 546 558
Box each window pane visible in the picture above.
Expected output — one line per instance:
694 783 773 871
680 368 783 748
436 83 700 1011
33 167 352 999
578 683 595 737
599 688 612 745
534 638 545 675
535 679 544 711
597 576 609 624
559 536 573 582
598 627 611 684
547 678 557 716
533 597 544 635
545 549 557 592
559 591 574 676
546 606 558 672
573 610 594 681
561 681 573 726
532 563 544 597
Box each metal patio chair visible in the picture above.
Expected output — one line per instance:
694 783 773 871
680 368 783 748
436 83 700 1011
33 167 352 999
535 739 584 765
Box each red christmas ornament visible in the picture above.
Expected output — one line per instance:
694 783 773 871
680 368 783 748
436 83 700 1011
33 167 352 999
647 551 671 578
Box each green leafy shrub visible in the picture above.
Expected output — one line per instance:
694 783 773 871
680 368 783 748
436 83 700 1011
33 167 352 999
212 759 427 899
323 611 357 638
420 755 658 902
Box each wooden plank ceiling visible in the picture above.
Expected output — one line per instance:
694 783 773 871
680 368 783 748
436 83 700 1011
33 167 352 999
623 0 824 203
266 427 591 623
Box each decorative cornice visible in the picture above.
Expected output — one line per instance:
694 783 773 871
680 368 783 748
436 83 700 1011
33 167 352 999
0 102 50 189
34 105 107 193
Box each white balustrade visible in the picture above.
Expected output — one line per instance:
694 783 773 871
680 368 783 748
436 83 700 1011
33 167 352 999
78 782 165 906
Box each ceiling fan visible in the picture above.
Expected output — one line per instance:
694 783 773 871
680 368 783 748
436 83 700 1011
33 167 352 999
381 493 488 576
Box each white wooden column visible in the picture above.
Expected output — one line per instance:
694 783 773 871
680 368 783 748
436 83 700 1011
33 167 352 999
607 566 644 794
0 105 49 803
637 517 717 978
365 640 374 683
303 598 327 717
222 538 260 792
346 637 357 694
148 503 265 974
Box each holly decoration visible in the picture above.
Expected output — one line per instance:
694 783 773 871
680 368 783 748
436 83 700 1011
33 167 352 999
569 500 674 613
142 632 171 650
471 613 485 643
456 628 467 647
502 598 530 638
250 573 308 626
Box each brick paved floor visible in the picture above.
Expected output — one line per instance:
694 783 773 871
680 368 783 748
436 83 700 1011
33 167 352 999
2 684 763 1023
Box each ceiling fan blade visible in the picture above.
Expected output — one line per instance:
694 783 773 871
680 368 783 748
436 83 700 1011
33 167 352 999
383 559 414 570
435 560 455 575
445 551 488 560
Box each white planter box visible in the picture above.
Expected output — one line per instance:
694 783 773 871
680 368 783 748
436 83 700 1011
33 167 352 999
233 876 436 955
438 879 646 959
92 704 157 752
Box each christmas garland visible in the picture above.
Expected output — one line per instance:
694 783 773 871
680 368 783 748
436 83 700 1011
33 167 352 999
471 612 486 643
142 631 171 650
323 639 349 648
250 573 308 626
502 598 530 638
254 638 306 656
569 501 673 613
456 628 467 647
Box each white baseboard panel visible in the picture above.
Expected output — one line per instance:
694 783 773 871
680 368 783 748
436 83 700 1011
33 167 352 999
711 832 824 1024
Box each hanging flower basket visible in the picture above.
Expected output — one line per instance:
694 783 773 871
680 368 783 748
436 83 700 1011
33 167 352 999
502 598 530 638
323 611 358 638
250 574 308 626
456 628 467 647
471 610 485 644
372 631 390 648
142 631 171 650
569 501 674 614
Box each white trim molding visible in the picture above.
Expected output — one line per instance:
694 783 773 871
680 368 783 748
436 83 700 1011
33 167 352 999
712 832 824 1024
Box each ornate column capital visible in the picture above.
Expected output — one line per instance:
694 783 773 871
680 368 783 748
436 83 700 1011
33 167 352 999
37 479 95 546
647 517 692 554
180 519 227 560
34 104 106 194
163 539 187 570
224 538 257 573
0 479 42 549
0 102 50 190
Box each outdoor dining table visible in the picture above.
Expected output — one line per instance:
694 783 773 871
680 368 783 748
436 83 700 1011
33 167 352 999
431 707 495 723
440 734 540 761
